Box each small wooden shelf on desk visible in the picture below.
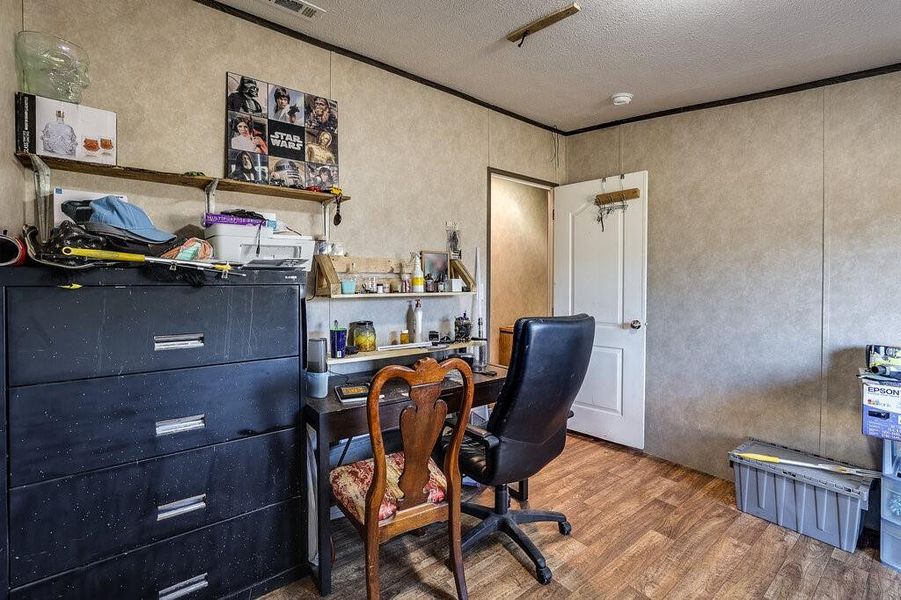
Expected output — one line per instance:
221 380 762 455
327 340 486 365
15 152 348 204
318 291 475 300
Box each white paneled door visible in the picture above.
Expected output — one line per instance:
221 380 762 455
553 172 648 449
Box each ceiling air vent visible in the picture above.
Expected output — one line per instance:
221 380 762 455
263 0 326 21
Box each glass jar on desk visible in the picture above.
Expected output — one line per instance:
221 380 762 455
352 320 376 352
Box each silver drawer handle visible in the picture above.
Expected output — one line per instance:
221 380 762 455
153 333 205 351
155 414 205 437
157 494 207 521
158 573 208 600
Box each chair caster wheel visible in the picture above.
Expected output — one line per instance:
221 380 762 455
558 521 572 536
537 566 552 585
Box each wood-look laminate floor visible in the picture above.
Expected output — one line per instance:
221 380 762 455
265 434 900 599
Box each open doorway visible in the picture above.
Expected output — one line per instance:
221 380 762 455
488 169 555 365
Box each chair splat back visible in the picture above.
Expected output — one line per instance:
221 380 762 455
365 357 474 523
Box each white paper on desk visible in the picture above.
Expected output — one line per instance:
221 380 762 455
445 371 463 384
53 187 128 226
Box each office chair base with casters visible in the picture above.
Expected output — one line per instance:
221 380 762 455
461 484 571 585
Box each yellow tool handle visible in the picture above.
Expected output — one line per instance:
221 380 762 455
62 247 146 263
734 452 781 463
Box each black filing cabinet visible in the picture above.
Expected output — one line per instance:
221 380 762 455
0 267 307 599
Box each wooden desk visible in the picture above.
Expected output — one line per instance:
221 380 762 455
303 366 507 596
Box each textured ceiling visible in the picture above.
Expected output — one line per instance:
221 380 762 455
215 0 901 131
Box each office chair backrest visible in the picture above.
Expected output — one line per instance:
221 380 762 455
365 357 474 521
486 314 595 479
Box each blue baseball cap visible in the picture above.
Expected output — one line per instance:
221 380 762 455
87 196 174 244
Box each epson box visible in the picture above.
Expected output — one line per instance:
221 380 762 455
862 379 901 441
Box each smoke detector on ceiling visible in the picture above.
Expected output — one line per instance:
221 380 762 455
261 0 326 21
611 92 633 106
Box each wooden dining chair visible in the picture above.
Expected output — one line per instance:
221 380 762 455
328 357 475 599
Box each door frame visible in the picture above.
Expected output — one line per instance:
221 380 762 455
486 168 557 363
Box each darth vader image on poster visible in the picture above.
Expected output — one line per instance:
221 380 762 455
226 73 267 116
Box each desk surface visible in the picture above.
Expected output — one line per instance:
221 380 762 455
304 366 507 442
306 366 507 416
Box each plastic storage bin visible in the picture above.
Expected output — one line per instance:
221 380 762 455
884 439 901 479
730 440 876 552
882 518 901 571
882 439 901 571
883 472 901 527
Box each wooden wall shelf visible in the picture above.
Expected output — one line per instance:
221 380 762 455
15 153 349 204
319 291 475 301
314 254 476 298
327 340 485 365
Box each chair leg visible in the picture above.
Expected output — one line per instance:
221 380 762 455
461 512 503 553
364 538 380 600
460 502 493 520
448 504 469 600
499 519 553 585
512 509 567 526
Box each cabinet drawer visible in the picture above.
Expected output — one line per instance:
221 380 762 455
10 500 301 600
10 430 299 586
7 285 299 386
9 357 299 485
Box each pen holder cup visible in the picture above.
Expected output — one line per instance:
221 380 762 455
307 371 329 399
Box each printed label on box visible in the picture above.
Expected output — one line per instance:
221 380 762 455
863 383 901 413
863 407 901 442
863 382 901 441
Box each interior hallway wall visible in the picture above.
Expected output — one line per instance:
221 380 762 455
489 176 550 363
6 0 565 349
565 73 901 478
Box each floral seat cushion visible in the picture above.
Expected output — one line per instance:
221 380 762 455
329 452 448 523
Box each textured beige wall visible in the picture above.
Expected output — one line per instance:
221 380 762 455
489 176 550 363
11 0 562 354
823 74 901 467
15 0 561 241
1 0 26 228
566 75 901 478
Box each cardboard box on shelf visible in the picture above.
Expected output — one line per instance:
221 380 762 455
16 93 117 166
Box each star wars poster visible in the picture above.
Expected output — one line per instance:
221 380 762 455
224 73 338 190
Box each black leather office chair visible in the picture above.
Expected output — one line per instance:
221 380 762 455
442 314 595 585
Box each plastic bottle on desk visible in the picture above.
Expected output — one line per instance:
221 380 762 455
412 253 425 293
413 299 423 342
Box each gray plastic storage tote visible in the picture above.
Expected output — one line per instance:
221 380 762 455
729 440 876 552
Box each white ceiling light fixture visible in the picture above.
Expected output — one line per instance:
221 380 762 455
611 92 633 106
260 0 326 21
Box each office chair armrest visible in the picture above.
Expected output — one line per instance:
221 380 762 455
463 423 500 449
444 415 500 449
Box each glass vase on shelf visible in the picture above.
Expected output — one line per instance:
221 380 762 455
15 31 91 103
